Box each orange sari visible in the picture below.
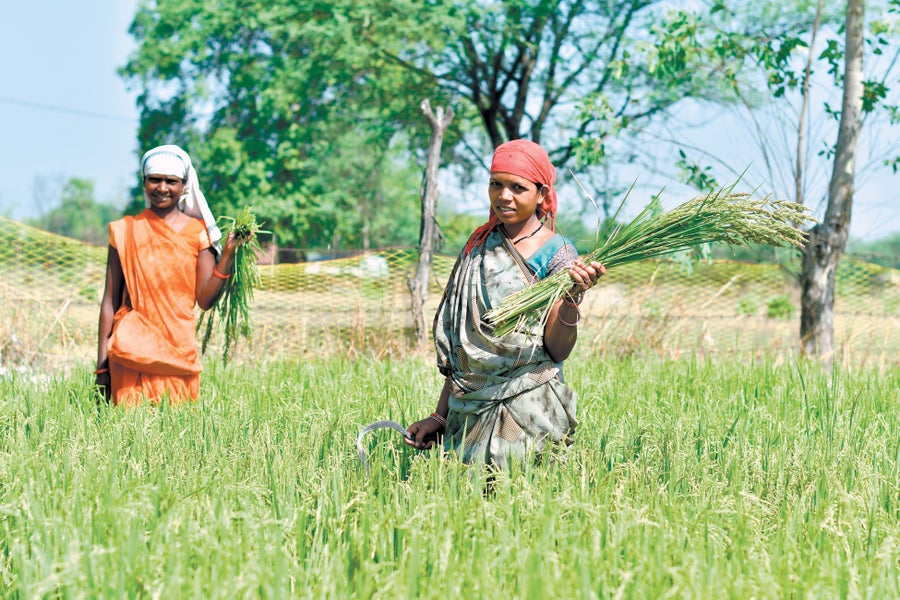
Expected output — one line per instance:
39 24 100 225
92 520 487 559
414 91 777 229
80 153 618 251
106 210 210 406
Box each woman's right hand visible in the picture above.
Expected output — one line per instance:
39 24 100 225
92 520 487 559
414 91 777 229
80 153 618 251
405 417 444 450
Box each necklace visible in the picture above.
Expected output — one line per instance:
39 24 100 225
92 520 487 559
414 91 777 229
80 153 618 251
506 221 544 245
164 210 182 228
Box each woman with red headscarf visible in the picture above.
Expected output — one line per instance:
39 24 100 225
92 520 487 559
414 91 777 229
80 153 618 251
405 140 604 469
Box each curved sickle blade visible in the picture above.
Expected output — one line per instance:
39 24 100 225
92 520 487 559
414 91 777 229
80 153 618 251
356 420 411 474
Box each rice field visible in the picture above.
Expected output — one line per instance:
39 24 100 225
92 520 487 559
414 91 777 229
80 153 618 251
1 353 899 597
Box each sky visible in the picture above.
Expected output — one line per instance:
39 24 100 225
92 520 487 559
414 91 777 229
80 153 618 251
0 1 898 242
0 1 140 217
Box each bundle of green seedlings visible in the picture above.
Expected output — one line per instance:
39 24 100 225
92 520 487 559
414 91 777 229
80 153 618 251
198 206 268 364
484 184 816 337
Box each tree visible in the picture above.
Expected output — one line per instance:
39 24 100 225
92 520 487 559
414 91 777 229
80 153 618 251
641 0 898 361
123 1 742 253
800 0 866 360
383 0 727 168
408 100 453 347
33 177 120 245
121 0 448 251
31 174 67 219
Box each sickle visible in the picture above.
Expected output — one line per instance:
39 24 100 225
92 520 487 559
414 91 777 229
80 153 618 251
356 420 412 474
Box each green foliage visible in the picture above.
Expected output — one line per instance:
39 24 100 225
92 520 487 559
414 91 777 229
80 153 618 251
437 201 603 258
650 0 899 202
2 356 900 595
662 1 842 98
121 0 771 253
848 233 900 269
737 296 758 316
676 149 720 193
435 210 485 255
121 0 447 250
553 211 597 255
766 294 794 320
29 178 120 246
120 0 899 262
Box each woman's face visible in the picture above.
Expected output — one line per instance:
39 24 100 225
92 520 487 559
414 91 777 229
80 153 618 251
488 172 543 225
143 174 185 210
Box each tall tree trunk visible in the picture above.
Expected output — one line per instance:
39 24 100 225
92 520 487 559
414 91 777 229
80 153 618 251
409 100 454 348
800 0 865 364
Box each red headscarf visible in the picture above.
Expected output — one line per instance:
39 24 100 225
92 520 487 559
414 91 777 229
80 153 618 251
464 139 558 254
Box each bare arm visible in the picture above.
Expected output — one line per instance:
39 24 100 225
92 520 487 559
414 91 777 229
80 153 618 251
405 376 452 449
543 259 605 362
195 233 245 311
97 245 125 369
95 245 125 400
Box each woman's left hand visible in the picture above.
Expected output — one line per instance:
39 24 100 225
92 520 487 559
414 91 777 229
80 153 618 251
566 259 605 298
224 230 253 252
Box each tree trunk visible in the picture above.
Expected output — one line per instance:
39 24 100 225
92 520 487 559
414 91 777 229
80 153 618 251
799 0 865 364
409 100 454 348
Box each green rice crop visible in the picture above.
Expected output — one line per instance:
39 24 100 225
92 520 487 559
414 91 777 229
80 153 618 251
1 354 898 597
485 185 816 336
198 207 269 364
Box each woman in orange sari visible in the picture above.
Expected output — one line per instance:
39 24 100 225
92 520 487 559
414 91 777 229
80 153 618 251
94 145 245 406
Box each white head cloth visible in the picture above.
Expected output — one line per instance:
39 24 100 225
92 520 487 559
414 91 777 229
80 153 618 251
141 145 223 254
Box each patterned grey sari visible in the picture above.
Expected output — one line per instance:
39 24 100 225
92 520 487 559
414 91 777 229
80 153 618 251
434 227 579 470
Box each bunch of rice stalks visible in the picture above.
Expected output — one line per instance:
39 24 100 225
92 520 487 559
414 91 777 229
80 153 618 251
198 206 269 364
484 185 816 337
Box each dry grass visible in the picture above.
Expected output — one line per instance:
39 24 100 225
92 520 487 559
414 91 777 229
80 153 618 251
0 249 896 372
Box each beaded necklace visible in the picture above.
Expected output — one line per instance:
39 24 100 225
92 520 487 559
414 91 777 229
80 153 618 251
505 221 544 245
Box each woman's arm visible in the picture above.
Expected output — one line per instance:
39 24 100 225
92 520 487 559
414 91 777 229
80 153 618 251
96 245 125 399
97 245 125 368
543 259 605 362
405 376 452 449
196 233 242 311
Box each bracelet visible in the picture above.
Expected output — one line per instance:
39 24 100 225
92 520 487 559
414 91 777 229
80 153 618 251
428 412 447 427
564 292 584 306
94 368 109 375
557 303 582 327
212 266 231 280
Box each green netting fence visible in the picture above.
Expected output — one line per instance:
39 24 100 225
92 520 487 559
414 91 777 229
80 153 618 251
1 216 897 372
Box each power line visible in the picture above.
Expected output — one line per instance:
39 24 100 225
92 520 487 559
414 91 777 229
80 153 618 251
0 95 136 123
